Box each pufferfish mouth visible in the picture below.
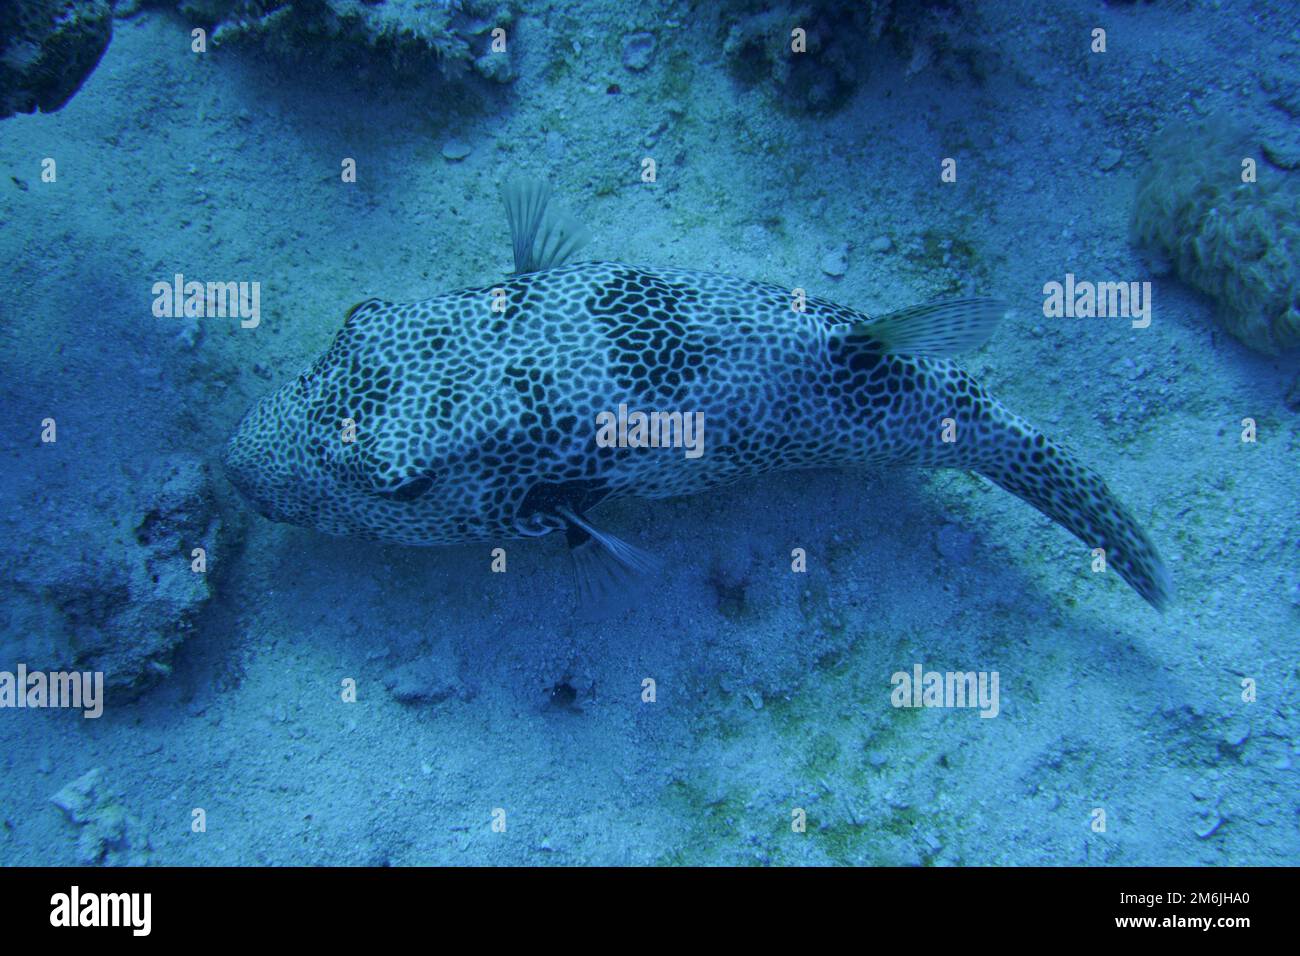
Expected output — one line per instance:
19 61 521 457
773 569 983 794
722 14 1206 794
221 434 269 517
220 377 314 524
221 403 296 524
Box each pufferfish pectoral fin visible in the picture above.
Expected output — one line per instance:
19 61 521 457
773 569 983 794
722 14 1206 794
831 298 1010 358
555 505 663 618
501 177 592 275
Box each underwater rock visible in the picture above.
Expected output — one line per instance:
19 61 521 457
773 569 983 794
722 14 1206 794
2 454 234 697
67 455 227 692
441 138 473 161
1097 147 1124 171
1261 125 1300 171
1194 812 1225 840
820 244 849 277
1132 117 1300 355
49 768 103 821
382 653 467 704
0 0 116 119
621 31 656 72
50 768 150 865
1220 722 1251 751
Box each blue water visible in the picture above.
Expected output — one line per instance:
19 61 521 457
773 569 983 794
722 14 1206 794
0 0 1296 866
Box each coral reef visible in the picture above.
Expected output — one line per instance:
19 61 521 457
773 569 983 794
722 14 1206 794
721 0 978 113
0 455 236 696
0 0 117 119
165 0 516 85
1132 117 1300 355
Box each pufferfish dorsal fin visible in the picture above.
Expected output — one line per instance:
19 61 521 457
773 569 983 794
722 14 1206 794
501 177 591 275
831 298 1009 358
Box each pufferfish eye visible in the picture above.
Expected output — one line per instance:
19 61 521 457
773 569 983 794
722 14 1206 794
376 474 435 502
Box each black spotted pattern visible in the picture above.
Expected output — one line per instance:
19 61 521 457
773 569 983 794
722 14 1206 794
223 260 1169 607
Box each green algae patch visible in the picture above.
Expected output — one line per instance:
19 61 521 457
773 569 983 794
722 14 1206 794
653 779 757 865
654 627 966 865
659 49 696 103
902 227 988 297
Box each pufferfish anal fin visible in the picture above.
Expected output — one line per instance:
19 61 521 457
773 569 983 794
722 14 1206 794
555 505 663 619
501 177 592 275
831 298 1009 358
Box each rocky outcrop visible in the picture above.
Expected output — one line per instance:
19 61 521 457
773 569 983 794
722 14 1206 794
1 454 238 697
0 0 117 119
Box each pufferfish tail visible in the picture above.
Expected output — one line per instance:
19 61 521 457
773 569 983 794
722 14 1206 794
832 297 1172 610
975 410 1173 610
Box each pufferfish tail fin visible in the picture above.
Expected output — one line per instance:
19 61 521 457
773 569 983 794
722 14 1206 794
834 296 1170 609
975 411 1174 611
501 177 592 275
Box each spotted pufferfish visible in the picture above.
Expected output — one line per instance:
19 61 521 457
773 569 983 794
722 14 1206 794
223 179 1172 610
